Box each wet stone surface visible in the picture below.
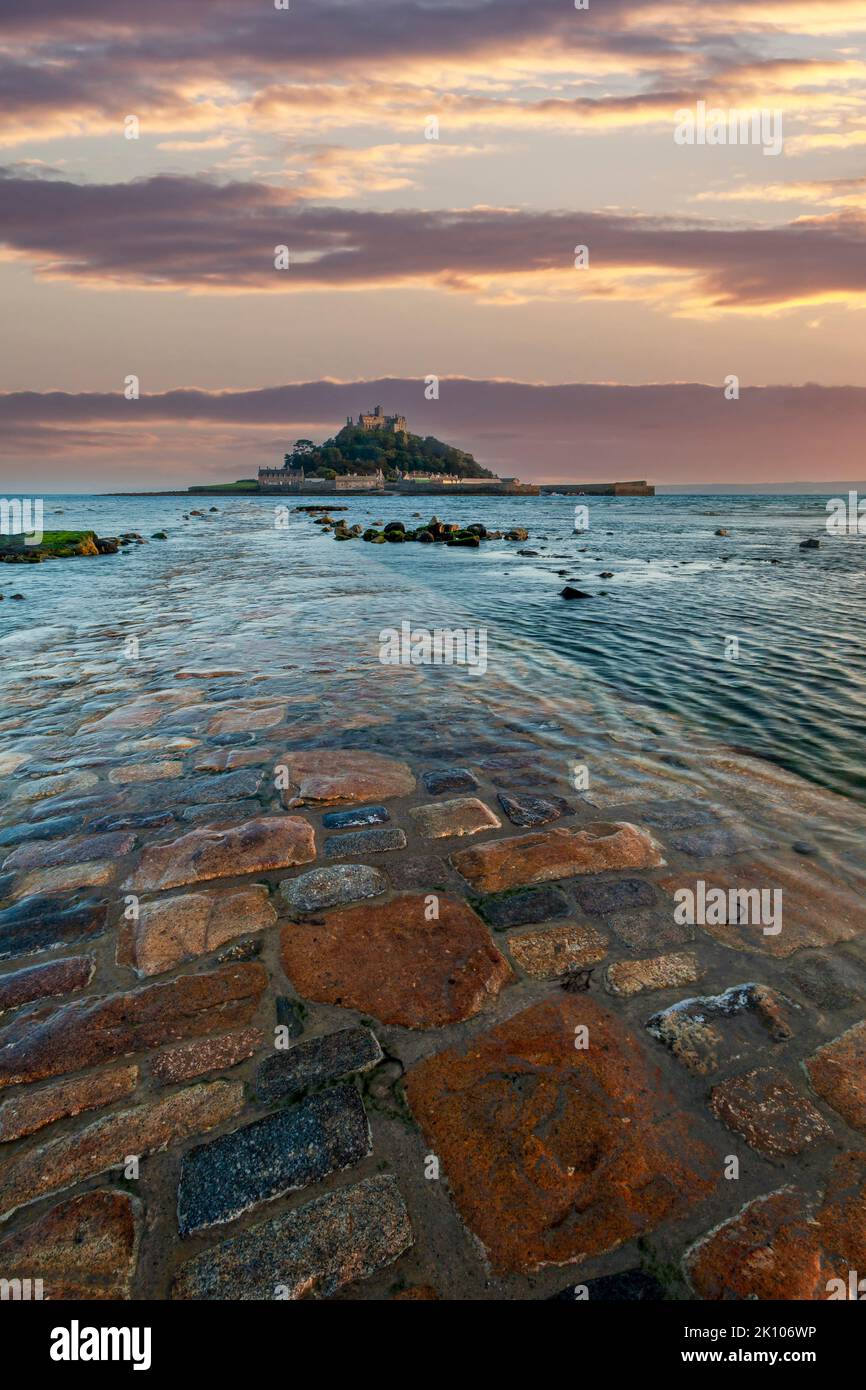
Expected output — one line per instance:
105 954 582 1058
151 1027 265 1086
605 950 702 998
323 827 407 858
1 663 865 1304
410 797 501 840
0 895 109 962
280 750 415 807
280 862 387 913
0 1065 139 1143
406 997 717 1275
686 1153 866 1300
421 768 479 795
806 1021 866 1131
451 822 664 894
128 818 316 892
0 954 95 1014
507 923 607 979
496 791 574 828
473 883 571 931
646 984 796 1076
281 893 511 1029
572 876 658 916
119 885 277 977
321 805 390 829
0 1082 243 1222
0 963 267 1089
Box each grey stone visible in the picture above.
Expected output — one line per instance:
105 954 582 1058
615 800 716 831
256 1027 382 1103
324 828 407 859
785 955 861 1011
646 984 796 1075
166 770 264 806
475 884 570 931
275 997 305 1037
496 791 573 828
30 796 104 823
607 909 695 952
280 864 387 914
181 800 261 824
88 812 174 833
572 877 657 915
551 1270 667 1301
668 826 752 857
0 816 81 848
422 768 479 795
177 1083 371 1235
322 805 390 829
0 896 108 962
173 1175 412 1299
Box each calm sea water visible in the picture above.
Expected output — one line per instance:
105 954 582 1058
1 492 864 804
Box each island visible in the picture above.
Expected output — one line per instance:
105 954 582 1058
185 407 653 497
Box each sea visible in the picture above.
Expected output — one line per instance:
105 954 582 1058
1 491 864 823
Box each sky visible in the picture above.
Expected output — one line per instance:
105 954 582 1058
1 0 865 489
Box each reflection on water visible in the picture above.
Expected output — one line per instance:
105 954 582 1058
1 492 864 812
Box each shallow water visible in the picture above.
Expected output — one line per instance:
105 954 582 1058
1 491 864 809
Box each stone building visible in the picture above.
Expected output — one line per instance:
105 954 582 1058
257 467 385 493
349 406 408 435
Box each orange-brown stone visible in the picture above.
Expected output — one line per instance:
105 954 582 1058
409 798 500 840
280 893 511 1028
658 861 866 958
209 706 286 735
0 954 95 1015
605 950 702 998
450 821 663 894
506 922 607 979
687 1152 866 1300
709 1067 831 1157
806 1021 866 1131
279 749 415 807
0 1190 142 1299
151 1027 264 1085
405 996 717 1274
108 761 183 784
126 817 315 892
0 1065 139 1143
13 860 117 899
1 831 136 872
118 885 277 976
0 963 267 1089
0 1081 243 1221
688 1188 822 1300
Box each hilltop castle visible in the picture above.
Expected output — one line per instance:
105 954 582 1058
348 405 408 435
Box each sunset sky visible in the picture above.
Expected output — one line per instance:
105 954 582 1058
1 0 865 489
